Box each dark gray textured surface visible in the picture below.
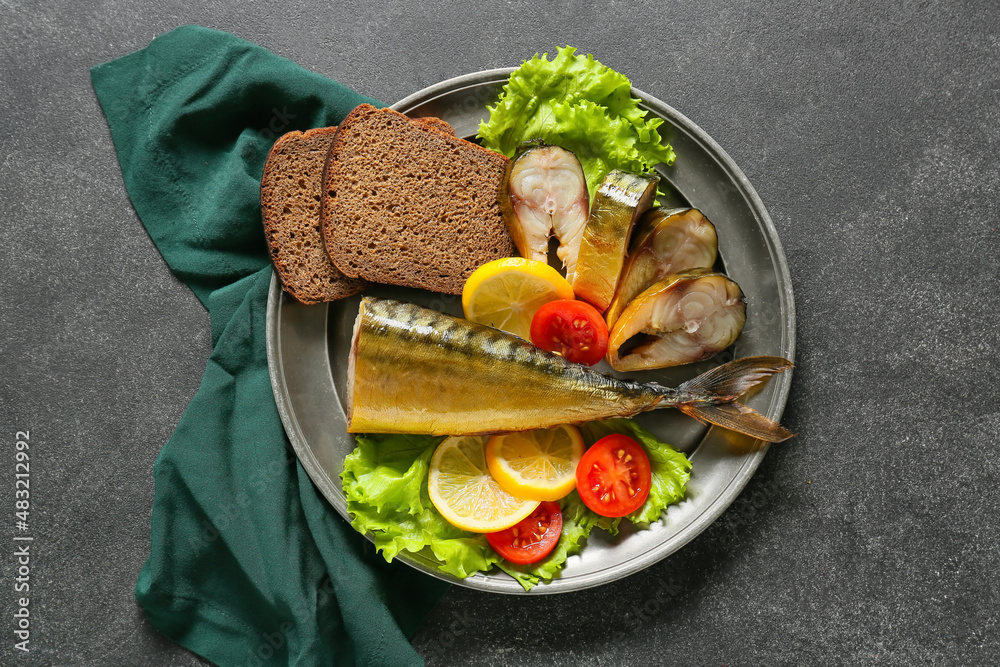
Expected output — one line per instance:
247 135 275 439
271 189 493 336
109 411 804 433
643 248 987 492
1 0 997 664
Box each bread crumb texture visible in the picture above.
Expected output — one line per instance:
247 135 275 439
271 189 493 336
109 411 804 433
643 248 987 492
261 127 366 304
323 105 514 295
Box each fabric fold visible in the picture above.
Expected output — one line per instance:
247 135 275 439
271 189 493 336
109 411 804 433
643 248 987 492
92 25 448 666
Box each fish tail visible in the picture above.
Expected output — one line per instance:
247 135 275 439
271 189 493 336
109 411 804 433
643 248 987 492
672 356 795 443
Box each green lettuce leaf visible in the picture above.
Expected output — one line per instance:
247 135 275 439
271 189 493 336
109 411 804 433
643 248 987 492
341 433 501 578
341 432 438 514
341 421 690 590
477 46 676 203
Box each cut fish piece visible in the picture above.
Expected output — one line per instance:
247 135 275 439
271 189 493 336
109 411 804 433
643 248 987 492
605 208 718 328
498 143 590 282
607 269 746 371
571 170 658 312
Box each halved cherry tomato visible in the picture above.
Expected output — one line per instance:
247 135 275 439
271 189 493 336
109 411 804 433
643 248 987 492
529 299 609 366
486 501 563 564
576 434 652 517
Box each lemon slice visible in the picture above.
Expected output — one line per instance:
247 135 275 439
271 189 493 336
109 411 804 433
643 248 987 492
462 258 574 339
485 425 585 502
428 435 540 533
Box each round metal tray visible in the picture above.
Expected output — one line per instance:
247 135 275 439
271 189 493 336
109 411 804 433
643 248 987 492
266 69 795 594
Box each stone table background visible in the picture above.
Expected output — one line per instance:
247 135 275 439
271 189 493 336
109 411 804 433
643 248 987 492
2 0 998 664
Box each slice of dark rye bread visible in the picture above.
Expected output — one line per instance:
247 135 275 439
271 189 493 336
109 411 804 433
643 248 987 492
261 127 367 304
321 104 515 295
261 119 455 303
413 115 455 136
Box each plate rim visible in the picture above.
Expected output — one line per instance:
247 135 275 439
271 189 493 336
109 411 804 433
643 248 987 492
266 68 796 594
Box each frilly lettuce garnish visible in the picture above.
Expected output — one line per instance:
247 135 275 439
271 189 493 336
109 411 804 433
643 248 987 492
477 46 676 203
341 420 690 591
340 432 500 579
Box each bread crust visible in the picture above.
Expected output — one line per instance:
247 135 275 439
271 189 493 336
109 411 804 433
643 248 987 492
261 127 366 304
413 116 455 136
321 104 514 295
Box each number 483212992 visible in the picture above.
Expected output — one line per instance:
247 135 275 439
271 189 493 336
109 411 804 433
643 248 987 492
15 431 29 524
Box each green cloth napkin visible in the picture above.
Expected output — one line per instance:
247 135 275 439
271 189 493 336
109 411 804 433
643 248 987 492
91 25 449 666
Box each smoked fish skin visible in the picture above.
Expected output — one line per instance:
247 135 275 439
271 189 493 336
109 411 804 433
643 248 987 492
605 208 719 329
572 170 658 311
347 298 793 442
347 297 666 435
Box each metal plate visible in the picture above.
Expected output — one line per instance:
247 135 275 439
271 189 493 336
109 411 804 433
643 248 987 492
266 69 795 594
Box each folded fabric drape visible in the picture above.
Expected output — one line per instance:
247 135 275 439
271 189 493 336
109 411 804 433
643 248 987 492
91 24 449 666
